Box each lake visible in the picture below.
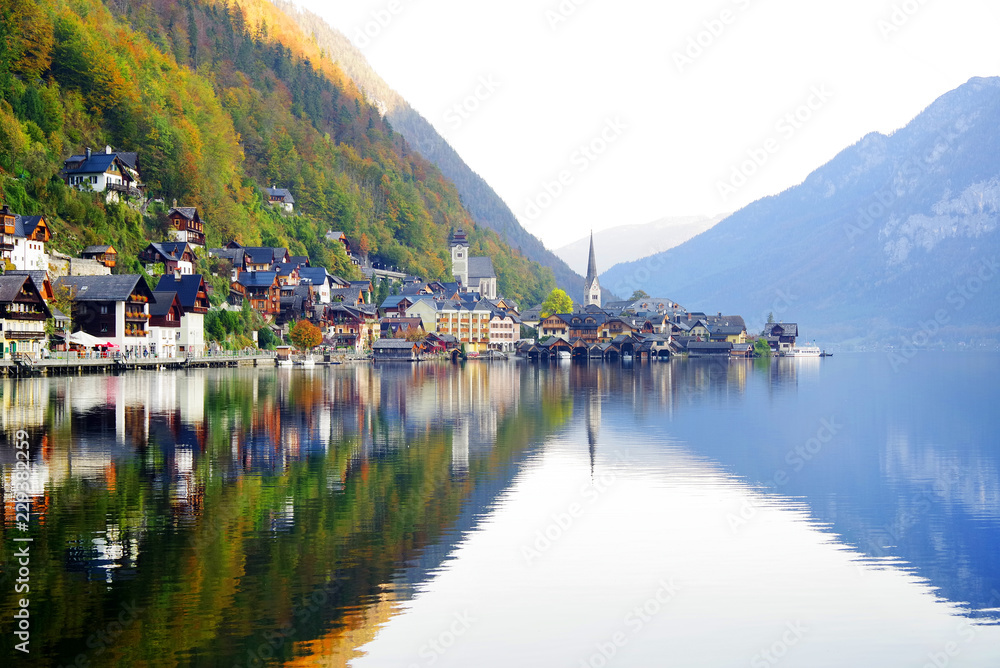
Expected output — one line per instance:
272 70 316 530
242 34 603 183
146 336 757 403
1 353 998 667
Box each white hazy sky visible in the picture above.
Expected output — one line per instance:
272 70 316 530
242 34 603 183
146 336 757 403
293 0 999 249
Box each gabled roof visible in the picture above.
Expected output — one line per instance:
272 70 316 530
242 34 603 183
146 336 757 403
167 207 199 220
0 275 31 302
0 275 51 317
55 274 150 302
468 256 496 279
143 241 192 262
272 262 300 277
331 286 363 302
235 272 279 288
373 338 417 350
63 152 132 178
4 270 50 292
709 325 746 336
297 267 331 285
13 215 46 239
264 186 295 203
149 291 181 317
154 274 208 310
763 322 798 337
83 245 116 254
688 341 734 351
287 255 310 267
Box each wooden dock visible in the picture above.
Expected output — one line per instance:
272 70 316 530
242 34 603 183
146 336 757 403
0 352 278 376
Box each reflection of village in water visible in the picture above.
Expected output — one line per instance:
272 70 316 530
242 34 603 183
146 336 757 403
2 357 996 666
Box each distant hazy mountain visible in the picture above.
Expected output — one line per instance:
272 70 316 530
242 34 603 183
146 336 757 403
554 214 727 276
601 77 1000 346
271 0 592 301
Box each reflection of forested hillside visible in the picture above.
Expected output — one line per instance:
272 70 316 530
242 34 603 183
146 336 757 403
0 365 571 666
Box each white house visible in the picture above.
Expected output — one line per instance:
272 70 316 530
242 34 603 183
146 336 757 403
1 205 51 270
62 148 139 202
154 274 210 356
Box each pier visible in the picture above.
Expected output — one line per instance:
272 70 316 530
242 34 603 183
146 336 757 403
0 350 278 376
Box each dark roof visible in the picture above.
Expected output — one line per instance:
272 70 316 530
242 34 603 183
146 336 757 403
67 149 139 171
209 247 240 261
373 339 417 350
0 275 30 302
709 325 746 336
154 274 207 309
688 341 734 351
54 275 147 302
450 229 468 246
83 245 115 254
4 270 49 289
287 255 310 267
272 262 299 276
149 291 179 317
241 247 287 265
468 256 496 279
144 242 191 261
62 152 126 176
167 207 199 220
264 186 295 203
297 267 330 285
763 323 799 337
13 215 45 238
235 272 278 288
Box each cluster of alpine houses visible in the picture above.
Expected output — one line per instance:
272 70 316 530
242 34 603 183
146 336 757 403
211 226 515 356
512 235 798 361
0 193 211 359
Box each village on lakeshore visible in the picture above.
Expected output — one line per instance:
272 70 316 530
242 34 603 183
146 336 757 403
0 147 815 373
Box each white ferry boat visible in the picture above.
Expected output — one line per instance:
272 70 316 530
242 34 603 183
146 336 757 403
786 345 822 357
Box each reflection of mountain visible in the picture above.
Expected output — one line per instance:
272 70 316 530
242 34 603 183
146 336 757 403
0 365 572 666
578 355 1000 620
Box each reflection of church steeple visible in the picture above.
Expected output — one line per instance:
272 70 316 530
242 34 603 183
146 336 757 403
586 388 601 476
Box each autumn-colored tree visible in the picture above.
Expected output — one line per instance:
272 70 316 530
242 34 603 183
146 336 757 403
540 288 573 318
358 232 373 257
288 319 322 351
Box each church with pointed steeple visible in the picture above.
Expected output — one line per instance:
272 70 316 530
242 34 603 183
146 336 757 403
583 231 601 308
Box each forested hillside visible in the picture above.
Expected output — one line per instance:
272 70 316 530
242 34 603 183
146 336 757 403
0 0 554 304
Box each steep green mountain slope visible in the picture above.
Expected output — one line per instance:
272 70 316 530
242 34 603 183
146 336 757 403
0 0 554 304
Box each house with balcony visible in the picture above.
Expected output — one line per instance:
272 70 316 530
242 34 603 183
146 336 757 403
0 274 51 359
231 271 280 317
166 207 206 247
10 211 51 271
148 290 183 358
1 205 51 271
54 274 155 348
264 186 295 212
324 303 378 353
155 274 210 355
62 148 140 202
762 322 798 353
298 267 334 304
81 245 118 269
139 242 196 275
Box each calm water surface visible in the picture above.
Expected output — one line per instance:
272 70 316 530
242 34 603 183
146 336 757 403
1 353 998 667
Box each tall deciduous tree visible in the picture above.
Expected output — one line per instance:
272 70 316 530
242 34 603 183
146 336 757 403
540 288 573 318
289 319 322 350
